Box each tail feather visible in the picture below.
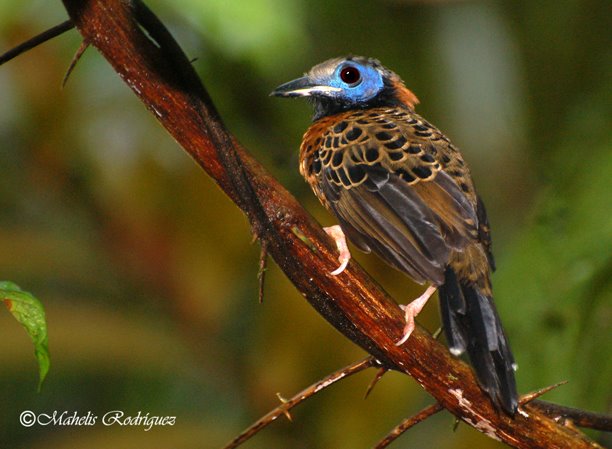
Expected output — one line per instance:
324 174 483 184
439 267 518 414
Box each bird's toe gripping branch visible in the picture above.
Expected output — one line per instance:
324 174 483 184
396 285 438 346
324 225 351 275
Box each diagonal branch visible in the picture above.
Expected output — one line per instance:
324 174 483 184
42 1 604 447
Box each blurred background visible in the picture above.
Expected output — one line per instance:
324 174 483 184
0 0 610 448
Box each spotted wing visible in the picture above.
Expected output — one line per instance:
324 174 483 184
301 108 479 285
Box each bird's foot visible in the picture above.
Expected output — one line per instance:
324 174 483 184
395 285 438 346
324 225 351 275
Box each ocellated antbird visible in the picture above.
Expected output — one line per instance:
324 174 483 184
272 56 518 414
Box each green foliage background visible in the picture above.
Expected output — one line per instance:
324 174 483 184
0 1 610 448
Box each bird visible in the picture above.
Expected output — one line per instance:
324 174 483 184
271 56 518 415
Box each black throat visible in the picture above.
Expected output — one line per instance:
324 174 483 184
310 79 406 121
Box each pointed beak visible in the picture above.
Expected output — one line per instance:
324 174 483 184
270 76 341 98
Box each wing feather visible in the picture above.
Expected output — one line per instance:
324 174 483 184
332 178 448 283
301 107 480 285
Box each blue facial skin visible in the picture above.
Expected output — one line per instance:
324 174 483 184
271 57 392 120
311 62 385 105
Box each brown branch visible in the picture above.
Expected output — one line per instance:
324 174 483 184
29 1 602 447
223 357 377 449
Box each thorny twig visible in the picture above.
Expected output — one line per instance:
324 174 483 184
222 357 377 449
373 403 444 449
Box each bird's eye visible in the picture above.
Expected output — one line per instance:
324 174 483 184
340 65 361 85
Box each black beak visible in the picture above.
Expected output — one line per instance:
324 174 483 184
270 76 341 98
270 76 315 97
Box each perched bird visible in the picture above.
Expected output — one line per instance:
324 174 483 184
271 56 518 414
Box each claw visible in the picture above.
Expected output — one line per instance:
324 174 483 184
395 285 437 346
330 256 349 276
324 225 351 275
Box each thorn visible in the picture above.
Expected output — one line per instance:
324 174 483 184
258 240 268 304
62 40 89 87
364 367 388 399
520 380 568 405
432 326 443 340
452 416 461 432
276 393 293 421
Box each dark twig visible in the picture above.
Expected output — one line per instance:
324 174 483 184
372 403 444 449
0 20 74 65
223 357 376 449
518 382 612 432
530 401 612 433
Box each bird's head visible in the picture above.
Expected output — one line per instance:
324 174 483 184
271 56 419 120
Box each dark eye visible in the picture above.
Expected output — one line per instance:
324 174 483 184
340 65 361 85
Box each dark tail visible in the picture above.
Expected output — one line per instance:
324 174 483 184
439 267 518 414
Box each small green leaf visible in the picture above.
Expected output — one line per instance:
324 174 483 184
1 281 50 391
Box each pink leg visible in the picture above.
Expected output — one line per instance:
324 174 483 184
395 285 438 346
324 225 351 275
